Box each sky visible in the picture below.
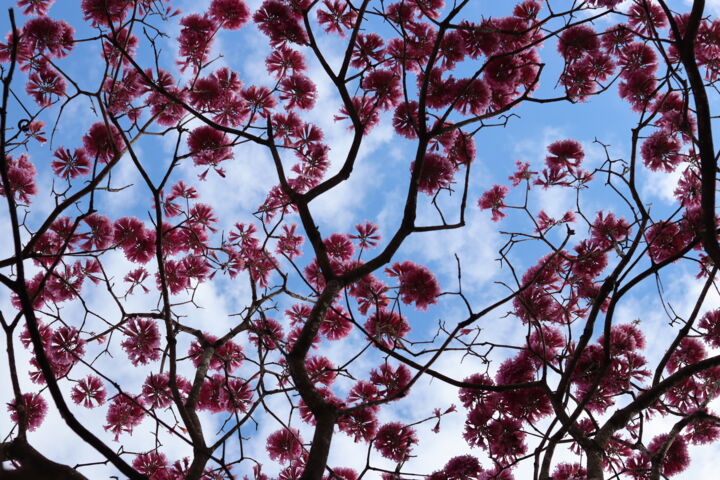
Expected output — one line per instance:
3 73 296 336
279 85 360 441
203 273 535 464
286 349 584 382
2 0 720 479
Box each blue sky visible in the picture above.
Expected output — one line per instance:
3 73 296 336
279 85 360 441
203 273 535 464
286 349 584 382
3 0 720 478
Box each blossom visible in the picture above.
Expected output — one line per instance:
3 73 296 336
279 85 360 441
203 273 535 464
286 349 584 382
350 221 381 249
591 211 631 249
141 373 191 409
26 64 66 106
319 306 353 340
266 428 303 463
386 261 440 310
22 16 74 57
618 70 657 112
644 221 691 263
369 362 411 398
647 434 690 477
362 69 402 110
351 33 385 68
254 0 309 47
453 78 490 116
628 1 667 34
8 392 47 431
392 101 419 139
306 356 337 386
374 423 417 462
198 374 253 413
187 125 232 174
104 394 145 440
1 153 37 203
266 45 307 79
133 451 169 479
699 309 720 348
323 233 354 261
209 0 250 30
49 326 85 367
52 147 91 179
557 25 599 61
279 74 317 110
478 185 509 222
414 152 455 194
364 309 410 348
429 455 483 480
121 318 161 366
81 0 131 26
641 131 682 172
177 14 217 71
71 375 107 408
317 0 357 35
546 139 584 169
18 0 55 16
551 463 587 480
82 122 125 162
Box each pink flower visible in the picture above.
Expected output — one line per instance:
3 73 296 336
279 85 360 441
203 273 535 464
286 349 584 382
386 260 440 310
618 70 657 112
414 152 455 195
557 25 599 61
351 33 385 68
121 318 161 366
478 185 509 222
80 213 114 250
1 153 37 203
645 221 691 263
647 434 690 477
324 233 354 261
320 306 353 340
141 373 190 409
17 0 55 16
177 14 217 72
364 309 410 348
81 0 131 26
699 309 720 348
374 422 417 462
249 317 284 350
591 211 631 249
429 455 483 480
453 78 490 116
209 0 250 30
266 428 303 463
641 131 682 172
351 222 381 249
26 64 66 106
133 451 169 478
628 1 667 34
551 463 587 480
198 374 253 413
71 375 107 408
8 392 47 431
369 362 411 398
546 139 584 170
22 16 74 57
104 394 145 440
52 147 91 178
187 125 232 174
49 326 85 367
362 69 402 110
254 0 309 47
317 0 357 36
306 355 337 386
279 74 317 110
82 122 125 163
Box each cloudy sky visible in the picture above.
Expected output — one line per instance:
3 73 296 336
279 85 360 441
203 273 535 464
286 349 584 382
2 0 720 479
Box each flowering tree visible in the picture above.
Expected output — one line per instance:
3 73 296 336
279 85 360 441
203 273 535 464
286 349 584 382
3 0 720 479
